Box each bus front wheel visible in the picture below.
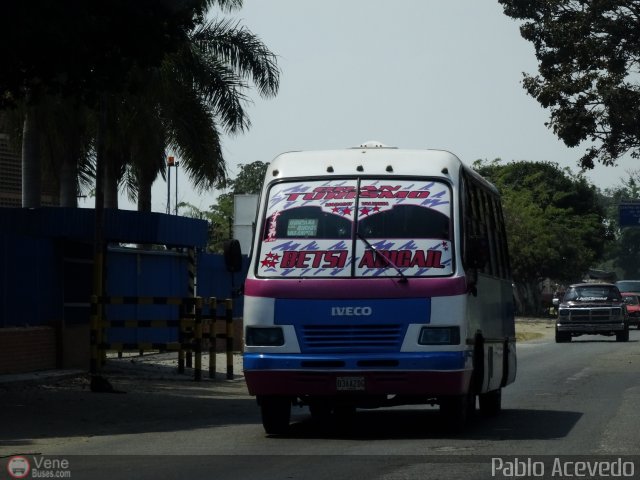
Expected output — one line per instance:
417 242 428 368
259 396 291 435
439 393 474 431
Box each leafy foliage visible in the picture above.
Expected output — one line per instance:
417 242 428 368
499 0 640 168
0 0 216 107
1 0 279 213
181 161 268 251
474 159 608 288
598 170 640 278
227 161 269 194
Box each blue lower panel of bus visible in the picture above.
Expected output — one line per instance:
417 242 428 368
244 351 468 371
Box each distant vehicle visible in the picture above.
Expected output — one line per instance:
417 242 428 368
554 283 628 342
622 292 640 328
615 280 640 293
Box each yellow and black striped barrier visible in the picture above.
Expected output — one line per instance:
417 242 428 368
202 297 235 380
89 295 234 381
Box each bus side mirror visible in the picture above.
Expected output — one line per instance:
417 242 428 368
466 235 488 269
223 239 243 273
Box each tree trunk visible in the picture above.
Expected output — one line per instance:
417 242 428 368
59 154 78 207
21 106 41 208
103 156 119 209
137 172 153 212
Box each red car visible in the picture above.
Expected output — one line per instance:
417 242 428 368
622 292 640 328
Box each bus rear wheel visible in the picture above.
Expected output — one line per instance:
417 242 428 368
259 396 291 435
479 389 501 416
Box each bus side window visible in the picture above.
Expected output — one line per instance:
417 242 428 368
462 171 511 280
465 179 487 272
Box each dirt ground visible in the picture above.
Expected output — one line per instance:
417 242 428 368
515 317 555 342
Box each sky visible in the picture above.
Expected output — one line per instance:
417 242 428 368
97 0 638 213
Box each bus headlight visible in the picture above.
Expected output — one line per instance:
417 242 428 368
418 326 460 345
245 327 284 346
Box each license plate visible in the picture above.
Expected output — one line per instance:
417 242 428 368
336 376 365 391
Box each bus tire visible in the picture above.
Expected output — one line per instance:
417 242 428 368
259 396 291 435
479 389 501 416
439 393 474 431
309 402 332 422
471 332 485 393
333 405 356 421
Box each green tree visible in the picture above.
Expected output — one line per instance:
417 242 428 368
1 1 278 213
109 11 279 211
3 96 95 207
227 160 269 194
499 0 640 169
0 0 218 107
1 0 220 207
475 159 609 314
598 170 640 279
182 160 268 251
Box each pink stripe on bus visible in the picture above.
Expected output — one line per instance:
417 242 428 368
244 276 467 299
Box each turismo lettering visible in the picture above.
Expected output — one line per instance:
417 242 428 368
359 249 444 269
284 185 430 201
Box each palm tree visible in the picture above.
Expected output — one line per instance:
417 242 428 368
9 0 277 212
5 95 95 208
118 8 280 212
20 94 41 208
42 96 95 207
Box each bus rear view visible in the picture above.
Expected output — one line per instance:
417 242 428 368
243 142 516 434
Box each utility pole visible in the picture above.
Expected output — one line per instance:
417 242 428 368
175 161 179 215
167 156 174 214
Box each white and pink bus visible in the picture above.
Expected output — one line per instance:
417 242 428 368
243 142 516 434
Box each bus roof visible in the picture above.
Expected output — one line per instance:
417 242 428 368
266 144 498 195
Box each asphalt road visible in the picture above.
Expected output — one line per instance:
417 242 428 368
2 326 640 479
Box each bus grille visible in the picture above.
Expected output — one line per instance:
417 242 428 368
300 324 403 352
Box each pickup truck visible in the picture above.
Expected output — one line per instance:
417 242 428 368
554 283 629 343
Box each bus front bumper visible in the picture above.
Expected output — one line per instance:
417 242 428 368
243 352 472 396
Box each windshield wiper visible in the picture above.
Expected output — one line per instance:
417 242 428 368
356 231 408 284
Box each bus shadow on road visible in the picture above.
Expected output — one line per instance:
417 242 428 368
281 407 581 441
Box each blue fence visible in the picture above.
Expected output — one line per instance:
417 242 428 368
0 208 248 336
0 233 60 327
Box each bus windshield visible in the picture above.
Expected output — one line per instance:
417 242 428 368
257 179 453 278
